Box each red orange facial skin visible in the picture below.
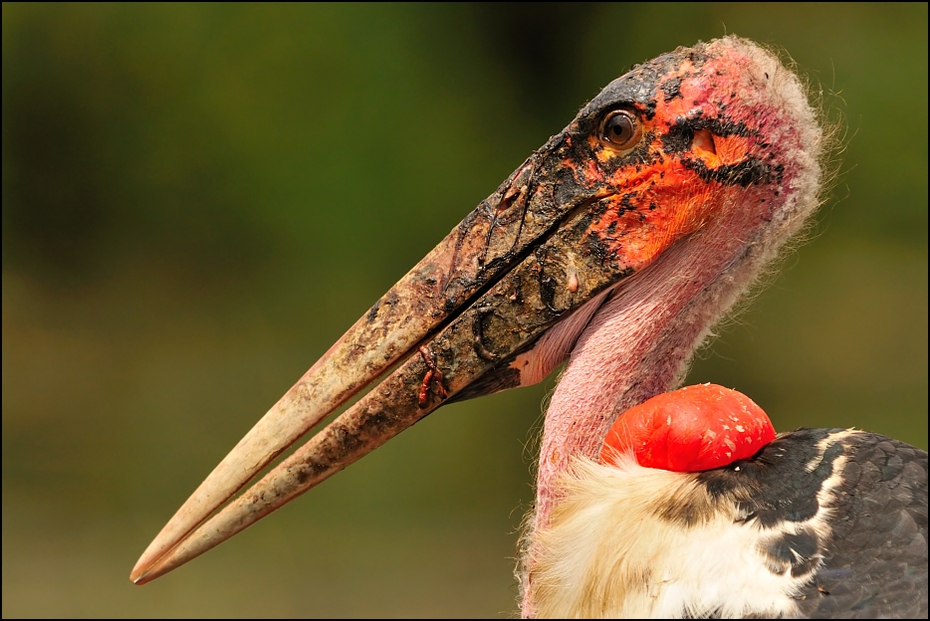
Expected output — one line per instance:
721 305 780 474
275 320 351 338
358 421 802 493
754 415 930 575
600 384 777 473
549 47 785 279
445 43 796 403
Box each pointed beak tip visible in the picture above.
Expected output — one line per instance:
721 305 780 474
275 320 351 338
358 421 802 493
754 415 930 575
130 556 158 585
131 563 166 586
129 564 147 585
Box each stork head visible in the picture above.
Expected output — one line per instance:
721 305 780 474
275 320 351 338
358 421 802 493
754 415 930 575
131 36 824 585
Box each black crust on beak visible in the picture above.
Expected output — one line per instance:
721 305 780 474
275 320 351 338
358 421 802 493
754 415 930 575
130 39 755 583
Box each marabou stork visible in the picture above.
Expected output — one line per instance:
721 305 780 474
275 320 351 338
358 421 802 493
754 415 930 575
130 37 928 617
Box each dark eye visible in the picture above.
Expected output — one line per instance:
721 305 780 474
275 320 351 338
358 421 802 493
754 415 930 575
600 110 641 149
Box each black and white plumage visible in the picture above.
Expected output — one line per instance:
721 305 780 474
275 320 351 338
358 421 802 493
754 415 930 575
772 431 928 617
532 429 928 617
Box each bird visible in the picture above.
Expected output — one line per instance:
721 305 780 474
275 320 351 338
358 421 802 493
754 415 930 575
129 36 928 618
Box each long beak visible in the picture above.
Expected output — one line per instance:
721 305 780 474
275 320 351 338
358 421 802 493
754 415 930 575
131 37 779 583
130 129 637 584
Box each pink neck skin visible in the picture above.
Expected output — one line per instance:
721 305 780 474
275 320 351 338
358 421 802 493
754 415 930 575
532 176 795 534
535 241 713 528
520 161 819 617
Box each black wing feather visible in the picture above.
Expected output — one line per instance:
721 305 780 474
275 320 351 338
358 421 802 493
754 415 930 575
799 432 927 618
697 428 927 618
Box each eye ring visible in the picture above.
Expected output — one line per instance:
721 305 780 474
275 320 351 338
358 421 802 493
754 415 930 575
599 109 642 150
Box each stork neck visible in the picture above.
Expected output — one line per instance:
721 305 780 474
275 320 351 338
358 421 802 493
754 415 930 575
534 232 742 532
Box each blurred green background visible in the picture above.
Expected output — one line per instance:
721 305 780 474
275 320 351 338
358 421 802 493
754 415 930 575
2 3 926 617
